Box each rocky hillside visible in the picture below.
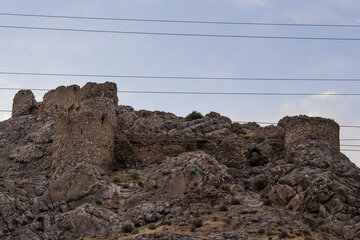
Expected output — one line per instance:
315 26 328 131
1 82 360 240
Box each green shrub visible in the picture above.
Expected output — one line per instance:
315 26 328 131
279 231 288 238
122 223 134 233
148 223 157 230
258 228 265 234
221 184 231 192
230 198 240 205
182 139 198 151
185 111 203 121
192 219 203 228
163 220 172 226
255 137 265 143
253 178 267 191
162 170 171 176
223 217 232 225
190 168 197 176
264 199 272 206
260 193 269 199
219 205 228 211
130 171 140 180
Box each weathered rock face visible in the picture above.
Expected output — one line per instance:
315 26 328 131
1 82 360 240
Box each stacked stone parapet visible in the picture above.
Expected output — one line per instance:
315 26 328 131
42 82 118 113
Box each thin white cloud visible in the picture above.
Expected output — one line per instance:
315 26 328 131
225 0 268 9
282 0 360 23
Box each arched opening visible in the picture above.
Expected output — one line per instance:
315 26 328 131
248 149 263 167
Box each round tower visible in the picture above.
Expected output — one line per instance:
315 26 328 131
278 115 340 154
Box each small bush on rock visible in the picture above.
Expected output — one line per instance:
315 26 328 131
185 111 203 121
162 170 171 176
221 184 231 192
279 231 289 238
163 220 172 226
223 217 232 225
148 223 157 230
122 223 134 233
253 178 267 191
130 171 140 180
220 205 228 211
192 219 203 228
230 198 240 205
264 199 272 206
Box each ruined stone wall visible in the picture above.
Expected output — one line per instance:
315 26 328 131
278 115 340 154
12 90 38 117
45 82 118 172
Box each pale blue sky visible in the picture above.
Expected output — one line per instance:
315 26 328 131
0 0 360 164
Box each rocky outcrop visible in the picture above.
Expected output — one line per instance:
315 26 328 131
1 82 360 240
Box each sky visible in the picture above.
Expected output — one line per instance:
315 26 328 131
0 0 360 165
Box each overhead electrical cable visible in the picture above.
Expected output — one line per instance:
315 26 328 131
0 12 360 28
0 87 359 96
0 25 360 41
0 71 360 82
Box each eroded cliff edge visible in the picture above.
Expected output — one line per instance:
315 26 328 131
1 82 360 240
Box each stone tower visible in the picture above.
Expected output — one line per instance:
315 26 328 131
278 115 340 158
42 82 118 172
12 90 37 118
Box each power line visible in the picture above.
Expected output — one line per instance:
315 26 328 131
1 71 360 82
1 12 360 28
1 25 360 41
1 87 360 96
107 90 360 96
341 149 360 152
